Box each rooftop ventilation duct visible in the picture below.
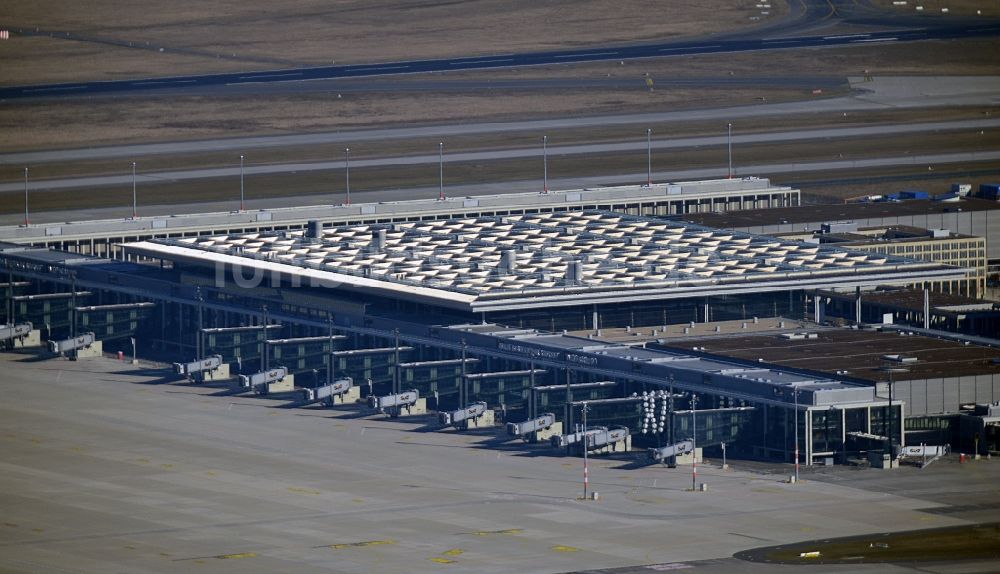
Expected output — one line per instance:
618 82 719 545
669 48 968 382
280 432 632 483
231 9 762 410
373 228 387 251
566 260 584 285
499 250 517 274
306 220 323 241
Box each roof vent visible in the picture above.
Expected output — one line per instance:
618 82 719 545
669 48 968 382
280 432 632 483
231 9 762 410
499 250 517 275
306 220 323 241
566 260 584 285
372 228 387 251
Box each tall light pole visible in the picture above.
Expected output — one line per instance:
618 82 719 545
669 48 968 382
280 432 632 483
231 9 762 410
131 161 138 219
691 394 698 491
438 142 445 201
727 123 733 179
793 387 800 483
22 167 29 226
646 128 653 187
460 339 467 408
239 154 245 211
830 405 844 463
70 271 77 339
668 377 676 467
344 148 351 206
261 305 269 372
542 135 549 194
392 328 401 396
879 364 909 460
327 313 334 386
888 370 894 457
582 401 590 500
195 286 203 363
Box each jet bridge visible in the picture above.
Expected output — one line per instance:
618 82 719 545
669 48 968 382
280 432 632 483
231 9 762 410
551 426 630 454
48 332 101 358
439 401 493 429
506 413 560 443
367 389 425 417
648 440 695 464
0 322 39 348
173 355 229 382
237 366 293 395
299 377 358 406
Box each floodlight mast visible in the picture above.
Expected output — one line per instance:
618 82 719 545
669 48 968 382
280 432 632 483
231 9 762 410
646 128 653 187
582 401 590 499
131 161 138 219
345 148 351 206
691 394 698 491
727 123 733 179
542 135 549 194
239 154 245 211
23 167 29 226
794 388 800 482
438 142 445 201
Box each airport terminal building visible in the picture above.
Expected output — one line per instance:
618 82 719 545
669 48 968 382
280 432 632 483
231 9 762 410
3 202 984 464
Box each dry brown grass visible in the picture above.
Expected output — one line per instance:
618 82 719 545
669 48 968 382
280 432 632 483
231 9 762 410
1 4 997 217
5 130 996 214
9 106 995 182
0 37 244 86
0 87 821 152
2 36 996 153
0 0 786 85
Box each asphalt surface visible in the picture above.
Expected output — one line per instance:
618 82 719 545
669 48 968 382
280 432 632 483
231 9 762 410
2 0 997 100
5 74 999 169
123 75 847 100
3 118 997 195
2 151 996 227
2 352 998 574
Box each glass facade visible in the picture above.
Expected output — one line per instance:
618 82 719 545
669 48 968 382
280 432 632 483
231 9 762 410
78 306 156 341
334 348 413 396
401 360 470 410
539 383 619 425
672 408 753 449
205 328 273 365
869 404 903 446
490 291 807 332
269 338 346 380
811 409 843 455
15 293 92 339
568 400 642 434
466 371 536 415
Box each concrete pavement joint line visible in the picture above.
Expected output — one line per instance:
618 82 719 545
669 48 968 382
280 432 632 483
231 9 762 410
328 539 396 550
3 354 996 572
0 497 536 548
466 528 523 536
0 455 878 550
173 551 257 561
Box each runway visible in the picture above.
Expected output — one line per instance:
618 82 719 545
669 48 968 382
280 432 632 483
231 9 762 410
1 151 995 226
2 17 997 100
4 75 1000 169
2 117 997 194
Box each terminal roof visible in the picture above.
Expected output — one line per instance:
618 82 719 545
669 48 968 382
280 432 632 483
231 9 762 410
126 210 964 312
